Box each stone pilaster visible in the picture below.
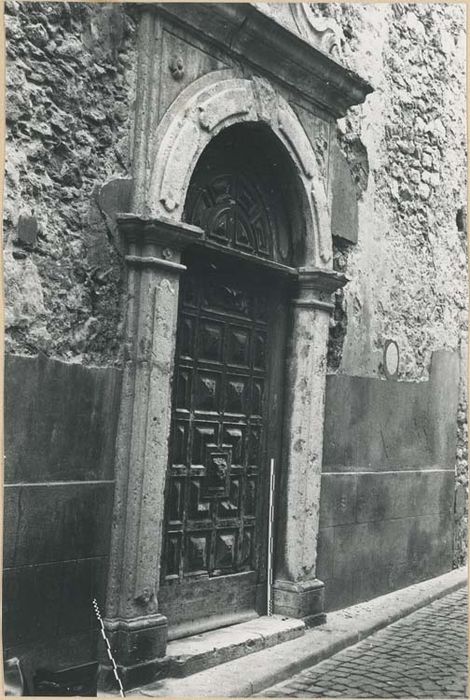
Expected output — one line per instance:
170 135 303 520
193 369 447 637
99 216 202 691
274 267 347 625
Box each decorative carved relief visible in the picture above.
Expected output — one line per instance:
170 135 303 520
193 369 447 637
162 258 271 581
198 87 254 132
185 172 273 261
159 119 201 212
202 444 232 499
169 56 185 81
252 76 278 125
290 5 342 61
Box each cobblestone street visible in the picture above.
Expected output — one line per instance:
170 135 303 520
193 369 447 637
261 589 468 699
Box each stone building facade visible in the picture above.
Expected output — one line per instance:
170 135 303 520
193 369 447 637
3 1 467 693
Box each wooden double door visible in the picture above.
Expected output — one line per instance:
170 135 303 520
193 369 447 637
159 250 289 638
159 125 292 638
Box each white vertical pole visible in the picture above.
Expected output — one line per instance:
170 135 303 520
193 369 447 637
267 458 275 616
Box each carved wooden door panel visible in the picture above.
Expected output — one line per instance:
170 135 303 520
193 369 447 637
159 251 287 638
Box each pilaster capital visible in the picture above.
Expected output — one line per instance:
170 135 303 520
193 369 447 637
293 267 348 311
297 267 348 293
117 213 204 260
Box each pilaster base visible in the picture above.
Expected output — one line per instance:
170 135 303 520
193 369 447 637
98 613 168 691
273 579 325 623
98 656 170 693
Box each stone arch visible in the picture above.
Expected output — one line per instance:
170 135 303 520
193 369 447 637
147 70 332 268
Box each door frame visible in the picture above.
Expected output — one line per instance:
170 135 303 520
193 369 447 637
102 71 349 686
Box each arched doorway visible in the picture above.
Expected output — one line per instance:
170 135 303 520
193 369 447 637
159 124 298 639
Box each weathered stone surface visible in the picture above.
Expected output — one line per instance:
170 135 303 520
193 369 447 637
322 351 459 472
3 352 119 679
132 569 466 697
453 339 468 567
4 252 49 350
317 469 454 593
3 1 137 364
3 1 467 683
275 275 342 592
3 482 114 567
263 587 467 700
3 555 108 650
276 303 330 582
103 220 198 682
319 511 454 612
320 470 454 528
313 3 467 384
16 213 38 246
319 349 459 610
273 580 325 621
354 470 453 523
142 69 333 267
254 4 342 60
329 138 358 244
319 474 357 528
166 616 305 678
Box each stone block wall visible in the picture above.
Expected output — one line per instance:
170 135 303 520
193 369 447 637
313 3 467 380
3 354 121 686
318 351 459 611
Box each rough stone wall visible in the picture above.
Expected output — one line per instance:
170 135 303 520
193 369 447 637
4 1 137 365
453 340 468 567
310 3 467 565
310 3 467 382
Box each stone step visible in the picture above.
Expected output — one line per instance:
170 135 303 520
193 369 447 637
166 615 305 677
122 568 467 698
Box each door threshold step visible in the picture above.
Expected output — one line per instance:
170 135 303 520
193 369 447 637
166 615 305 677
121 568 467 698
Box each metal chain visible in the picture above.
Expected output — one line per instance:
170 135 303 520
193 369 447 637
92 599 125 698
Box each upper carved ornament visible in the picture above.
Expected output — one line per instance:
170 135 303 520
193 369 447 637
252 3 342 61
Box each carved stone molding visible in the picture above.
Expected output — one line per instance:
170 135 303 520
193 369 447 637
298 267 349 294
118 213 204 252
146 71 333 268
153 4 372 117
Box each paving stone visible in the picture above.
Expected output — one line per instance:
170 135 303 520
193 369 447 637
262 589 467 699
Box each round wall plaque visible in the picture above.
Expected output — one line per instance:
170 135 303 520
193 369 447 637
383 340 399 379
